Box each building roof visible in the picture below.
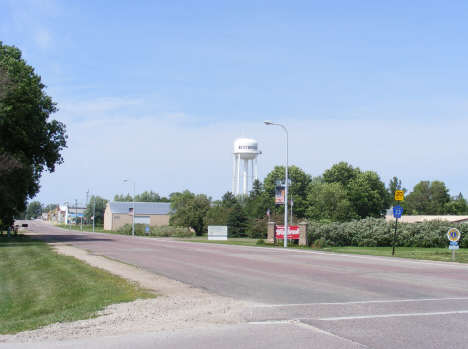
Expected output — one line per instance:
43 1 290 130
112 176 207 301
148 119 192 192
107 202 171 215
385 215 468 224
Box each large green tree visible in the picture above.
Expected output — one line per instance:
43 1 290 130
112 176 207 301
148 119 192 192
404 180 450 215
263 165 312 218
347 170 389 218
169 190 211 236
306 178 356 222
444 194 468 215
221 191 238 208
317 162 389 219
24 201 42 219
136 190 161 202
114 191 163 202
0 62 13 100
226 204 250 237
203 204 232 227
0 153 29 223
323 162 360 187
42 204 57 213
245 179 271 220
114 193 134 202
84 196 108 224
0 42 67 224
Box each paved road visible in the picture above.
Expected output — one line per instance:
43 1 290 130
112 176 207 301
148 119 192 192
6 220 468 348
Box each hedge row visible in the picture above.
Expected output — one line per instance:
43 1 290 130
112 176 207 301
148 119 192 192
306 218 467 248
116 224 193 238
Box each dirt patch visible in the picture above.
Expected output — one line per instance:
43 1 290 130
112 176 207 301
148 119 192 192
1 236 253 343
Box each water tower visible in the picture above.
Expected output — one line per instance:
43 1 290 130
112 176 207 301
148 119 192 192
232 138 259 195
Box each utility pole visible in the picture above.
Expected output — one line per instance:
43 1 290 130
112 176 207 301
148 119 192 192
93 195 95 233
86 189 89 225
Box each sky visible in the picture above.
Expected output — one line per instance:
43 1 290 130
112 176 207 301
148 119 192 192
1 0 468 206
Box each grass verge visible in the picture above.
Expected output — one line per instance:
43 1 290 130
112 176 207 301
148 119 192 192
52 223 106 233
184 238 468 263
0 235 155 335
327 246 468 263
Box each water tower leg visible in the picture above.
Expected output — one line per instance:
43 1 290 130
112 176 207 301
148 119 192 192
236 154 241 195
243 159 248 195
232 155 237 194
254 158 258 182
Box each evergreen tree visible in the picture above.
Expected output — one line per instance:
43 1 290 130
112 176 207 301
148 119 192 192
226 205 249 237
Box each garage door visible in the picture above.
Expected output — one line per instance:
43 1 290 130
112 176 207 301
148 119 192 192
134 216 150 225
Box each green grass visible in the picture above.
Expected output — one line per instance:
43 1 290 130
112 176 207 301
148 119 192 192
0 235 155 334
185 237 263 246
183 237 468 263
53 223 106 233
327 246 468 263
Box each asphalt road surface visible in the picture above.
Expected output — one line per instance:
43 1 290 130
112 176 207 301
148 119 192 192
6 220 468 349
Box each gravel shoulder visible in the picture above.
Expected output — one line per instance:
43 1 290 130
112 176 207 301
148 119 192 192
1 233 254 343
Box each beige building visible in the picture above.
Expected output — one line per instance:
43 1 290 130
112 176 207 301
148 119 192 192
386 214 468 224
104 202 171 231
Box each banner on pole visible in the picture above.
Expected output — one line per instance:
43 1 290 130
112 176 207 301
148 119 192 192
275 186 285 205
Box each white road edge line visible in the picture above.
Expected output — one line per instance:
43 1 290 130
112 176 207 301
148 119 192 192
249 320 295 325
248 310 468 324
318 310 468 321
255 297 468 307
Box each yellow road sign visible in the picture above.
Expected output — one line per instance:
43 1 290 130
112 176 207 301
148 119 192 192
395 190 404 201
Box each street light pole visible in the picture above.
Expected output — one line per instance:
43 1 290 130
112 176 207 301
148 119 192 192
264 121 289 247
123 179 135 236
93 195 95 233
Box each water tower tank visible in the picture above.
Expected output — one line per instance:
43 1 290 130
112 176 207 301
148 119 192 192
233 138 258 160
232 138 259 195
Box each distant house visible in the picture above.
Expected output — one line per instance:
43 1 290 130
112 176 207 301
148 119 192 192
104 202 171 231
57 204 68 224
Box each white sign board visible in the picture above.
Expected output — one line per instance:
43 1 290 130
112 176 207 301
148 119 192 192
208 226 228 241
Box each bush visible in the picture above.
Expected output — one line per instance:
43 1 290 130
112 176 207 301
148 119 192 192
249 218 267 239
150 225 193 237
116 224 193 238
306 218 468 248
313 239 325 248
116 223 134 235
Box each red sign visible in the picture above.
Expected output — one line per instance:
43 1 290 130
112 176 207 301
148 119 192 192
276 225 300 239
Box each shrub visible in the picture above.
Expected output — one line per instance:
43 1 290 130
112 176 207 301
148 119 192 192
116 224 193 238
313 239 325 248
249 218 268 239
306 218 467 248
150 225 193 237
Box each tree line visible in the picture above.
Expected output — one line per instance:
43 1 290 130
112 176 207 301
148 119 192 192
169 162 468 237
22 161 467 235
